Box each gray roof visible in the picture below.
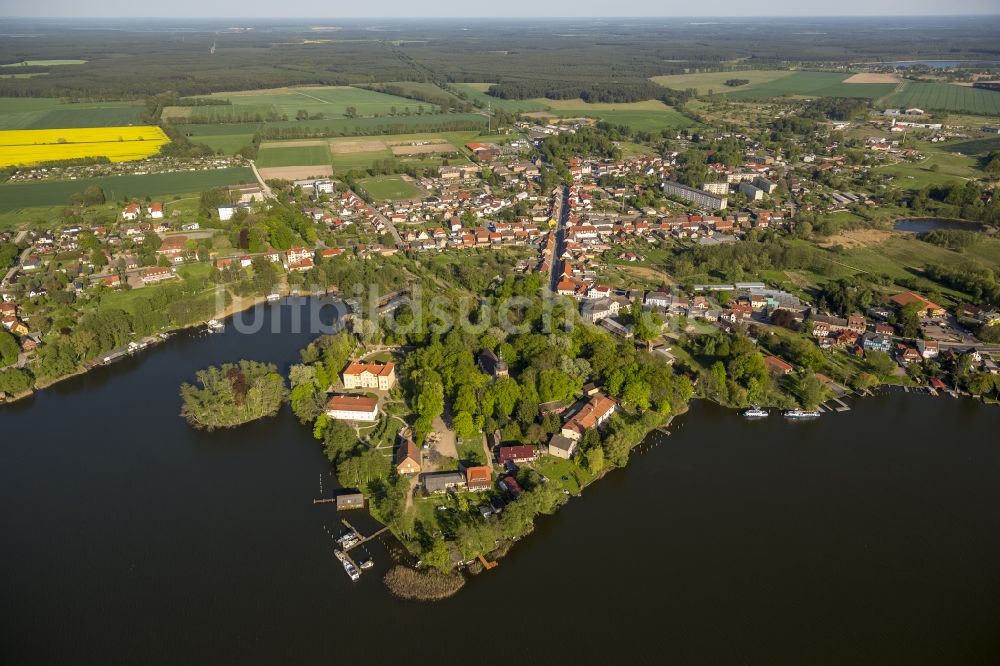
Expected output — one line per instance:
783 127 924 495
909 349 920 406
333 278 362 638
548 434 576 452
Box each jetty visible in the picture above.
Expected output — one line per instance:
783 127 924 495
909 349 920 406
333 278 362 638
340 518 389 553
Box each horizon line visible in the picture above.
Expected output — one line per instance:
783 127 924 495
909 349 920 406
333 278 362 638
2 14 1000 19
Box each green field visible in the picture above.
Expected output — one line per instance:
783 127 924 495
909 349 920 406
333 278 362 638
0 60 87 67
164 85 440 123
356 175 420 201
651 70 794 95
880 82 1000 116
451 83 549 113
722 71 897 100
257 144 332 168
0 97 146 130
875 145 979 190
941 136 1000 155
0 167 255 213
529 98 697 132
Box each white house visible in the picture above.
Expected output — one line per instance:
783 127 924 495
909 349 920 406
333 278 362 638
325 395 379 422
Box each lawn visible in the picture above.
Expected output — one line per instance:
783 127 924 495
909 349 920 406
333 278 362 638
0 97 146 130
0 167 255 212
450 83 549 113
256 144 332 168
530 98 697 132
876 149 978 190
722 71 897 100
533 455 594 496
880 82 1000 116
651 70 794 95
456 435 487 466
356 175 420 201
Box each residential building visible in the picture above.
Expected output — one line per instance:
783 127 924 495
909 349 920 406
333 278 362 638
561 392 617 440
763 355 794 375
342 361 397 391
547 433 578 460
141 267 177 284
422 471 467 494
325 395 379 422
662 180 728 210
394 434 421 475
701 182 729 196
465 466 492 492
498 445 537 465
890 291 945 317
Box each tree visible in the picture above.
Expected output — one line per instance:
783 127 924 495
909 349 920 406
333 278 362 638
0 329 19 367
452 410 477 439
323 418 357 463
179 361 286 430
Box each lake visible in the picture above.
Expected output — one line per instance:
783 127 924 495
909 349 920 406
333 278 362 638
893 218 983 233
2 301 1000 664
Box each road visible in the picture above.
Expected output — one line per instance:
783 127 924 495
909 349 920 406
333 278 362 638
354 188 402 248
547 184 569 293
2 244 34 289
248 160 275 199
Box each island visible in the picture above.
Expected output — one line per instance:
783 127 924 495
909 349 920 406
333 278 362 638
180 361 286 430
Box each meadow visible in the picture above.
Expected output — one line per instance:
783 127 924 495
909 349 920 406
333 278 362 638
0 167 255 213
721 71 897 100
355 175 420 201
256 143 332 168
164 85 439 123
941 136 1000 155
0 97 146 130
651 70 794 95
881 82 1000 116
450 83 549 113
528 98 697 132
0 126 169 167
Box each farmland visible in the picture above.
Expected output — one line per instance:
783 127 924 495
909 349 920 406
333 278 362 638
0 97 146 130
0 167 255 213
528 99 697 132
0 126 169 167
651 70 794 95
721 71 897 100
880 82 1000 116
163 85 441 123
355 175 420 201
450 83 549 112
256 143 332 168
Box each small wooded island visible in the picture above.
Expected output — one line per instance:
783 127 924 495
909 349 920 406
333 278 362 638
180 360 287 430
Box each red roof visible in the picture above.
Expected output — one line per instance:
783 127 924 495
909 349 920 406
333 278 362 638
465 466 492 486
343 361 395 377
498 445 536 463
326 395 378 413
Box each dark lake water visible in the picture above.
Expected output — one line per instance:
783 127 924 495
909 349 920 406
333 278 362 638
893 218 983 233
3 301 1000 665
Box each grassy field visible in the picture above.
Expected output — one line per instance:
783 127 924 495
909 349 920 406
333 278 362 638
0 167 255 213
875 147 979 190
451 83 550 113
529 98 697 132
651 70 794 95
722 71 897 100
164 85 440 123
0 60 86 67
256 143 332 168
356 175 420 201
0 97 146 130
880 81 1000 116
940 136 1000 155
0 126 169 167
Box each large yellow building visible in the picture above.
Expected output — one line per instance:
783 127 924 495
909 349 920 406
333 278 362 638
342 361 396 391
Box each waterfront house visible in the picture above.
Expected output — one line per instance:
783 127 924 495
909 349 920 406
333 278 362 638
547 433 578 460
763 355 794 375
336 492 365 510
342 361 396 391
561 392 617 441
325 395 379 422
498 475 523 499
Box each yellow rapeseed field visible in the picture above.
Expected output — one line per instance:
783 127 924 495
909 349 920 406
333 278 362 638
0 126 170 167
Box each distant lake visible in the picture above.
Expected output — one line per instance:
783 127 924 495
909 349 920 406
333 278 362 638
893 218 983 233
2 301 1000 663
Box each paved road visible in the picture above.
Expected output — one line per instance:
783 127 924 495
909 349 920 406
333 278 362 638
2 245 33 289
547 184 569 293
248 160 275 199
354 188 402 248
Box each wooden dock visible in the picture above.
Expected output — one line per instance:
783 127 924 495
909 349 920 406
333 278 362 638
340 518 389 552
477 554 498 570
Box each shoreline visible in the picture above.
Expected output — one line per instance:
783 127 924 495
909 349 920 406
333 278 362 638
2 289 280 406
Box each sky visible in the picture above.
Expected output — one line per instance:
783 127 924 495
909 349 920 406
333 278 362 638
1 0 998 18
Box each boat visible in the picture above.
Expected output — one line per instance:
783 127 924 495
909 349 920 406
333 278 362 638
266 293 281 302
742 407 769 418
335 550 361 580
359 559 373 570
206 319 224 332
784 409 821 419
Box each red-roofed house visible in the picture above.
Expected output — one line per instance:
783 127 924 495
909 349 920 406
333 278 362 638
465 466 492 492
561 393 617 440
325 395 379 422
342 361 397 391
